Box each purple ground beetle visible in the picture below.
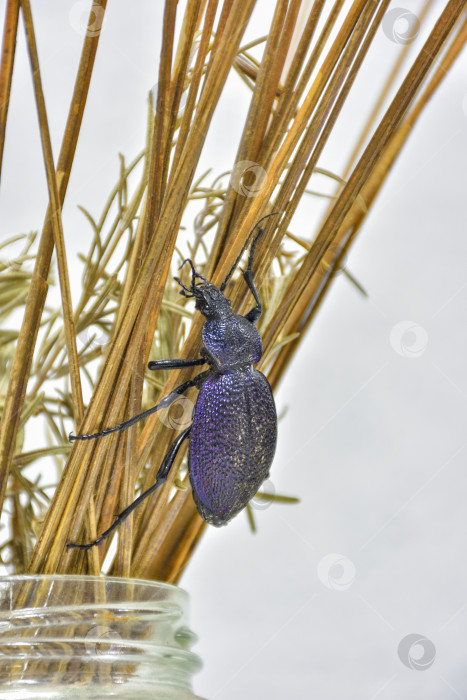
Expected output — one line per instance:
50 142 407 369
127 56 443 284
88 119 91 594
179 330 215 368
67 214 278 550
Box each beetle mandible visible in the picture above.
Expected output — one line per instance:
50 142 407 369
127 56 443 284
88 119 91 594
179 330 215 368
67 214 278 550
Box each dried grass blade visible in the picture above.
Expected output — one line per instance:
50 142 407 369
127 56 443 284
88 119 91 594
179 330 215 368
211 0 371 290
144 501 206 584
0 0 20 181
164 0 204 171
270 11 467 385
262 0 389 290
147 0 178 227
0 0 107 526
238 0 300 164
170 0 218 179
260 0 347 170
340 0 438 180
263 0 466 353
20 0 84 424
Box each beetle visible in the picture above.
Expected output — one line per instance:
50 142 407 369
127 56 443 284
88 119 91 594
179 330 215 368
67 214 278 550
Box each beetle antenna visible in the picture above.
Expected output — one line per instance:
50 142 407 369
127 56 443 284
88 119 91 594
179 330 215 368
182 258 208 283
175 259 208 296
220 212 279 292
173 277 192 297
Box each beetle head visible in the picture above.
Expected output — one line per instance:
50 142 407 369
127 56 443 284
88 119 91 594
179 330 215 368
175 259 232 320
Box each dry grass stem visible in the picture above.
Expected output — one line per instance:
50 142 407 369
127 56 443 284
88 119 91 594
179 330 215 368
0 0 107 545
0 0 19 178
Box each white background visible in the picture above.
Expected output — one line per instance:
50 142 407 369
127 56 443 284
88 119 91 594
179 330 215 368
1 1 467 698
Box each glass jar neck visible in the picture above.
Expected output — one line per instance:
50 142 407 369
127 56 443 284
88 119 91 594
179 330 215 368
0 574 205 699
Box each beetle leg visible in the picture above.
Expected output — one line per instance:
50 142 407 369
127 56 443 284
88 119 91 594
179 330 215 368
220 213 278 293
148 358 206 371
243 269 262 323
67 426 192 550
69 370 210 441
243 228 263 323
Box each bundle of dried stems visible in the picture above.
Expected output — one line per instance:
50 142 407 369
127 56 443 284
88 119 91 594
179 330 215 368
0 0 465 585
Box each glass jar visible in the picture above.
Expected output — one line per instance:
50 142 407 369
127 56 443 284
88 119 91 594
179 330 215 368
0 575 205 699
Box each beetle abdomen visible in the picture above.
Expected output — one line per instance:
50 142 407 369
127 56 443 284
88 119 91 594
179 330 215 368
189 369 277 525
